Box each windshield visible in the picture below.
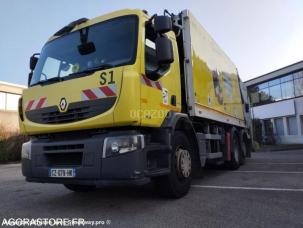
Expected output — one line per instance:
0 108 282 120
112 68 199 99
30 15 138 86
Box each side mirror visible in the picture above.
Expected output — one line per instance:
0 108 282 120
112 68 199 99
30 54 39 71
156 36 174 65
154 16 172 34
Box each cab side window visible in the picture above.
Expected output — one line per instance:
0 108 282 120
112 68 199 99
145 38 158 73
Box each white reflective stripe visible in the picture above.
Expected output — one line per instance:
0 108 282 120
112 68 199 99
92 87 106 98
141 76 147 85
25 101 30 110
81 92 89 101
41 99 47 108
31 99 40 110
81 84 118 101
108 84 117 93
151 81 157 88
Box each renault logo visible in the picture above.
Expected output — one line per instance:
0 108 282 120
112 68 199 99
59 98 67 111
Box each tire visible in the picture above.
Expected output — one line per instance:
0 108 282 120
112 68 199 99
154 131 193 198
64 184 96 192
227 131 240 170
239 140 247 165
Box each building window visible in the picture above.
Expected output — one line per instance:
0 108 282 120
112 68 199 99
248 86 260 104
260 88 270 102
269 84 282 100
287 116 298 135
281 80 294 99
0 92 6 110
248 70 303 107
264 119 273 136
275 118 284 136
6 93 20 111
294 71 303 97
0 92 20 111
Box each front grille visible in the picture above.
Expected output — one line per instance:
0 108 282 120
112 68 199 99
25 97 116 124
45 152 83 166
44 144 84 151
41 106 90 124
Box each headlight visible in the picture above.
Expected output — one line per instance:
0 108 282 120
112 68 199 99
21 141 32 160
103 135 145 158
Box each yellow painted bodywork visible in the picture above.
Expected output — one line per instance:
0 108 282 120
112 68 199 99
19 9 244 136
189 13 244 123
20 9 181 135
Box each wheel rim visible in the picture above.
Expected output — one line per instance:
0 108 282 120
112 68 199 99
175 147 191 178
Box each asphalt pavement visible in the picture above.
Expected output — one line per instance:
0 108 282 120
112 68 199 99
1 150 303 228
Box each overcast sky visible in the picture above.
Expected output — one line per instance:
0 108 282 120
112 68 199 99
0 0 302 86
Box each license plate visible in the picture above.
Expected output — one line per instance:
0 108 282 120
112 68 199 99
49 168 76 178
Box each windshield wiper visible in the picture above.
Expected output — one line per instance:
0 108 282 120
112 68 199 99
67 64 115 78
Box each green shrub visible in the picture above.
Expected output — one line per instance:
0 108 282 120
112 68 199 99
0 125 29 163
252 141 260 152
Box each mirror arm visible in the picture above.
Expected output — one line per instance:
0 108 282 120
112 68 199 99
163 9 172 17
146 14 157 26
28 72 33 87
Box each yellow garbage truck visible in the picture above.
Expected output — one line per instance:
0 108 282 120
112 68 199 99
20 9 252 198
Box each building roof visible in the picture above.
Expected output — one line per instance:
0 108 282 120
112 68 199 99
245 60 303 87
0 81 27 95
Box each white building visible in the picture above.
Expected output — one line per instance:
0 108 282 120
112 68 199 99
0 81 26 132
245 61 303 144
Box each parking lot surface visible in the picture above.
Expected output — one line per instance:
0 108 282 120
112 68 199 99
0 150 303 228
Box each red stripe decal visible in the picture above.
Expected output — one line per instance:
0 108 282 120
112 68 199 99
100 86 116 96
83 89 97 100
155 82 162 90
26 100 34 111
35 97 46 110
142 75 152 87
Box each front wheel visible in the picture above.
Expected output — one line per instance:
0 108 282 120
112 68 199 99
154 131 192 198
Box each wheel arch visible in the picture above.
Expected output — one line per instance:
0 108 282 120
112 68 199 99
161 112 201 168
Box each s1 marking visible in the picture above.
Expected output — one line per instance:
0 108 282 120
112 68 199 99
100 71 115 85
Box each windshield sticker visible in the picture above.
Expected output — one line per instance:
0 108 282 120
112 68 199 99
162 88 168 105
72 64 80 73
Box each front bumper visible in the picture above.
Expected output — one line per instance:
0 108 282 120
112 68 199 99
22 131 153 186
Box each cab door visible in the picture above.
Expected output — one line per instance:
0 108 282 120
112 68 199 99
140 23 181 127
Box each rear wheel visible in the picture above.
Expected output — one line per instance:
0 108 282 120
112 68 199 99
64 184 96 192
154 131 192 198
227 131 240 170
239 139 247 165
